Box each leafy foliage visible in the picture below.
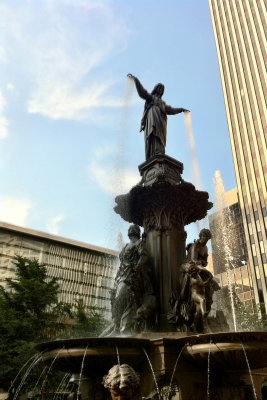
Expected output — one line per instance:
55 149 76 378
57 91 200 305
0 256 70 391
0 256 109 394
71 298 108 337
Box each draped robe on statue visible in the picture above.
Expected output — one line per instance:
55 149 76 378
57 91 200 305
133 78 184 160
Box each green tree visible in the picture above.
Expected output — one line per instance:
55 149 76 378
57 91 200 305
71 298 108 337
0 256 70 392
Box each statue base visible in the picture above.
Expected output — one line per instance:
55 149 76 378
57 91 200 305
138 154 183 186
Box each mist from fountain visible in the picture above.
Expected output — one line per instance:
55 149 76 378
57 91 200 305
118 79 135 191
184 112 202 191
184 112 208 233
213 170 237 331
104 78 135 251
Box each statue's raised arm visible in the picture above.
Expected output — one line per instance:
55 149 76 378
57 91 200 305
127 74 189 160
127 74 151 101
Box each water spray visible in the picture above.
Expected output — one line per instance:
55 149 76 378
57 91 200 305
77 346 88 399
142 347 161 400
213 170 237 331
241 343 258 399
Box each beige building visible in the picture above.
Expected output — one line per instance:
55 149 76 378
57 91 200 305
209 0 267 308
0 222 118 316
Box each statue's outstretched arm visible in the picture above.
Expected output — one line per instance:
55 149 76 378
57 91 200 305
165 105 190 115
127 74 151 101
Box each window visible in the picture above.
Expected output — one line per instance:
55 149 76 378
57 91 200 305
250 234 255 244
252 244 257 256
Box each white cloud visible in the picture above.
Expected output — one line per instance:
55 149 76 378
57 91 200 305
0 196 31 226
46 214 65 235
0 116 8 139
0 91 8 139
0 46 8 63
0 1 130 120
6 83 15 91
89 144 140 194
89 161 139 195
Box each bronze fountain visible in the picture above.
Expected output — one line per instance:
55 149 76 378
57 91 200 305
36 76 267 400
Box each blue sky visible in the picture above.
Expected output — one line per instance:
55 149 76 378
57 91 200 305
0 0 236 249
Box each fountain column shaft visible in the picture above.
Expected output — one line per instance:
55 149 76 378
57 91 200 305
145 226 186 318
114 154 212 329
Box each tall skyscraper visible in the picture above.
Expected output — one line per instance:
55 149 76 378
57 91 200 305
208 1 267 308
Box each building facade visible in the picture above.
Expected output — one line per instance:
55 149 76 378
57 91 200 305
0 222 118 316
209 188 255 310
209 0 267 308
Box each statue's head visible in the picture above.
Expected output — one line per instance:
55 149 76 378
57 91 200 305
128 224 141 239
151 83 164 97
198 228 212 244
103 364 140 400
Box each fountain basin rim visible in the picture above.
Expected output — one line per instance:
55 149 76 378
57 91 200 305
185 341 267 355
36 331 267 353
36 336 152 352
174 331 267 370
41 346 147 362
145 331 267 347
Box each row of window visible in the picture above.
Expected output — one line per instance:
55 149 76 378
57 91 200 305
253 254 267 266
247 206 267 223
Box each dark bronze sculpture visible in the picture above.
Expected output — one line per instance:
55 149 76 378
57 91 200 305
109 224 156 335
103 364 141 400
35 71 267 400
170 229 220 333
127 74 189 160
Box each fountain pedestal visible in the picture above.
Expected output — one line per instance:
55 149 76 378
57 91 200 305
114 155 212 324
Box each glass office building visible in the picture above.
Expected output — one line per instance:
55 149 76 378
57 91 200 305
209 0 267 308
